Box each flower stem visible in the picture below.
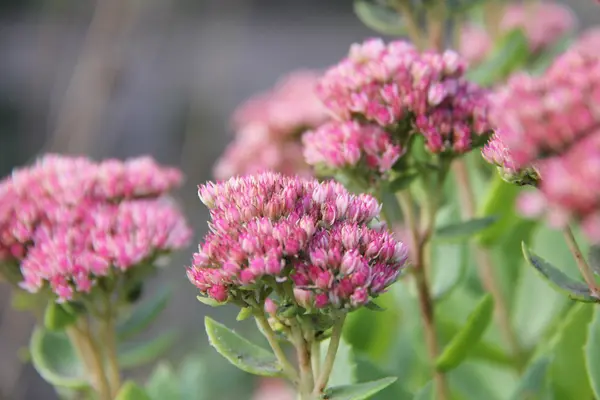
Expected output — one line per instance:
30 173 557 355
66 321 111 400
290 320 314 399
563 226 600 297
313 314 346 396
390 0 425 49
254 314 300 384
311 340 321 384
102 303 121 397
452 159 525 370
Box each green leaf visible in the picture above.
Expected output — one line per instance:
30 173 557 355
588 245 600 276
437 317 513 367
197 295 226 307
354 355 410 400
43 302 78 332
435 294 494 372
364 301 385 311
548 303 593 399
343 292 400 361
146 362 180 400
237 307 253 321
204 316 282 377
29 327 87 389
115 381 151 400
388 172 420 193
413 381 433 400
320 338 356 386
11 290 47 312
117 286 171 341
431 242 467 301
323 377 398 400
522 243 595 302
476 175 520 247
178 356 207 399
353 0 405 36
118 331 178 370
510 356 553 400
468 29 530 86
435 216 498 241
585 308 600 399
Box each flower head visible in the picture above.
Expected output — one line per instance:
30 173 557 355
0 154 191 301
482 132 540 186
489 49 600 170
302 121 402 177
214 71 329 179
188 173 407 311
459 24 493 66
486 49 600 242
316 38 491 154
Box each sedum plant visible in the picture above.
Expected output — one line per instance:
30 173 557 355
4 1 600 399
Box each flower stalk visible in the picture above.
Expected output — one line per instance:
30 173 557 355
563 226 600 298
452 159 525 370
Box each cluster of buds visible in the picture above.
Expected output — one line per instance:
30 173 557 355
187 173 408 313
460 2 576 66
0 154 191 301
302 121 402 177
213 71 329 179
315 38 491 159
485 49 600 242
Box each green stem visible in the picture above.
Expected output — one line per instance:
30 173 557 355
67 321 111 400
563 226 600 298
255 314 300 384
311 340 321 385
290 320 314 399
452 159 525 371
102 305 121 397
390 0 425 49
313 314 346 396
426 1 446 51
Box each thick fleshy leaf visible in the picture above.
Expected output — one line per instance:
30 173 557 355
178 356 207 399
549 303 593 399
435 217 497 241
115 381 151 400
44 303 78 332
323 377 398 400
586 308 600 399
431 242 467 301
117 286 172 341
320 338 356 387
476 175 520 248
413 381 433 400
468 29 530 86
204 316 282 377
353 0 405 36
146 362 180 400
435 294 494 372
438 317 513 367
236 307 253 321
197 295 226 307
29 327 87 389
510 356 553 400
522 243 595 302
588 245 600 276
118 330 178 370
343 292 400 361
354 355 410 400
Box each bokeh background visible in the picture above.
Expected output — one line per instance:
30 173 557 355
0 0 597 398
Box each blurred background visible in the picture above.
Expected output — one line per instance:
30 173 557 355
0 0 597 398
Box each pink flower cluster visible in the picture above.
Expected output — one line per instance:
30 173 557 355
187 173 407 310
0 154 191 301
482 132 539 186
486 49 600 241
460 2 576 66
302 121 402 174
316 39 491 154
213 71 329 179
